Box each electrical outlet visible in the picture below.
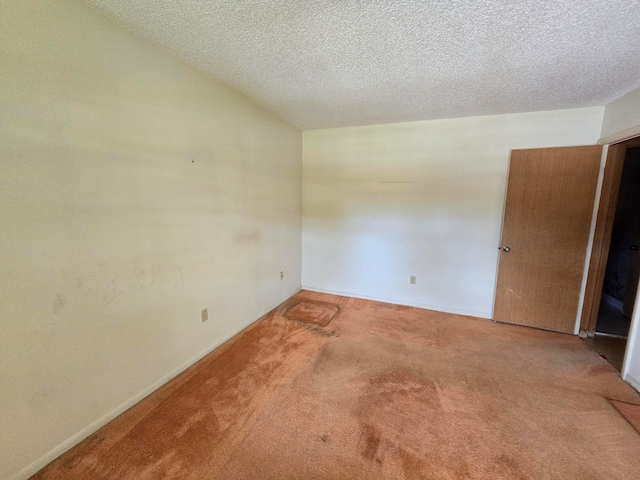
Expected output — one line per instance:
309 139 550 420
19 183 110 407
280 271 284 281
410 276 416 285
201 307 208 323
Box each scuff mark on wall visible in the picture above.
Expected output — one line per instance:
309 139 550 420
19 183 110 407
175 266 184 291
52 294 65 314
102 274 122 306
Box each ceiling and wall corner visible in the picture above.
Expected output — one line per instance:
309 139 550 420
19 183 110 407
83 0 640 130
600 87 640 144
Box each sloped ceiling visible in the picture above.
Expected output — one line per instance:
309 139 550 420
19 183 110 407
84 0 640 129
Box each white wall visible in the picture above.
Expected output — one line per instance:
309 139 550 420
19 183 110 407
303 108 604 318
600 87 640 143
0 1 301 479
624 293 640 392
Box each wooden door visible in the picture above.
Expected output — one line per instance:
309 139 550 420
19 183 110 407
494 146 603 333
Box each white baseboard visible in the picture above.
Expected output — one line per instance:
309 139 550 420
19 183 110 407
301 286 491 319
595 332 628 339
11 286 301 480
624 373 640 394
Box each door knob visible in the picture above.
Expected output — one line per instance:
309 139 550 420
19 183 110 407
502 246 511 252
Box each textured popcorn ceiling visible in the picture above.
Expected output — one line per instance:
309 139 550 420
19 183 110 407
85 0 640 129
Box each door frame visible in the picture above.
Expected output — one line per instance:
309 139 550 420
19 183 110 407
580 137 640 335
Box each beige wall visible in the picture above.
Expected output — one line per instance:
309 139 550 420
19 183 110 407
0 1 301 479
303 107 604 318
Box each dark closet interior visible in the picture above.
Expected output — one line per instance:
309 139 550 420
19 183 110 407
596 147 640 337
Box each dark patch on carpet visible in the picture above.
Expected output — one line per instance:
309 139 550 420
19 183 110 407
285 300 339 326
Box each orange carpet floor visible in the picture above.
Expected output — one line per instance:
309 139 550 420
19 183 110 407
33 291 640 479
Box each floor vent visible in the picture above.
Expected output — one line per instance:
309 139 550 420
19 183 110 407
284 301 339 327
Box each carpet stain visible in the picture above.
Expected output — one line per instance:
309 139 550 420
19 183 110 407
588 363 615 376
399 448 425 479
368 370 442 410
494 454 527 480
285 300 339 326
353 369 442 449
358 424 382 462
32 290 640 479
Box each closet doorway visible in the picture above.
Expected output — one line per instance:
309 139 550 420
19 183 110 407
582 139 640 371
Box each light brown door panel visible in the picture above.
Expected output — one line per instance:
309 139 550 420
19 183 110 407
494 146 602 333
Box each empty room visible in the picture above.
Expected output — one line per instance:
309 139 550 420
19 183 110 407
3 0 640 479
